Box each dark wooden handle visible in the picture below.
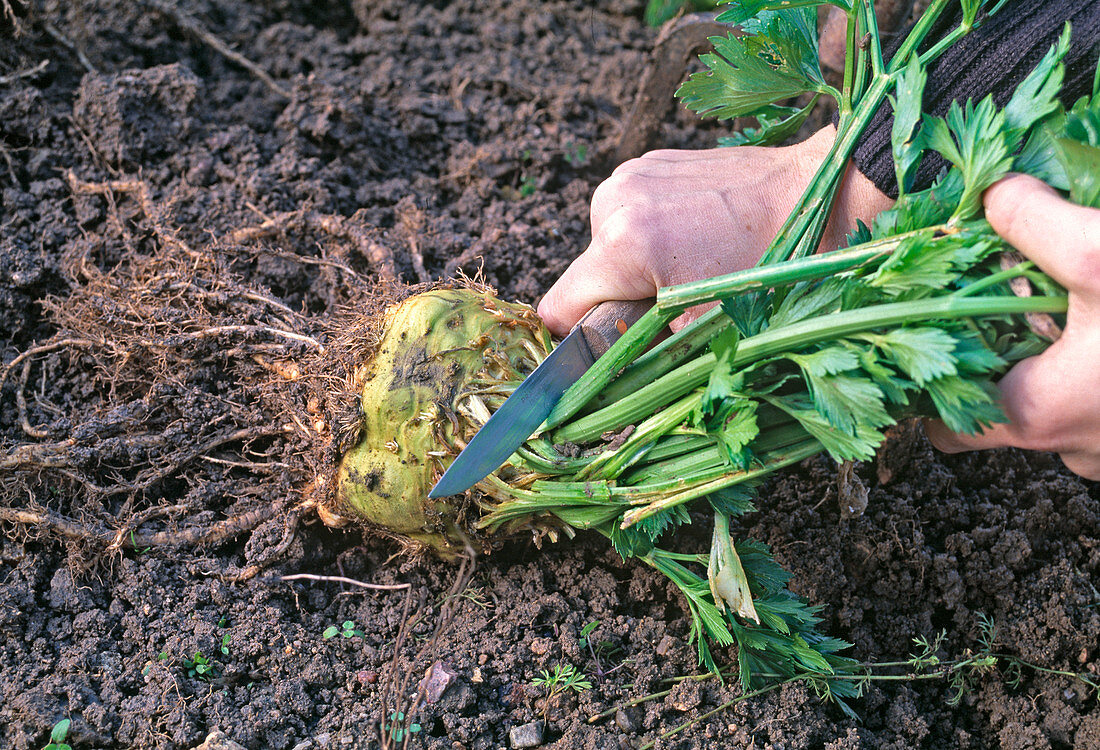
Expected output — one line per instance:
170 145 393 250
575 298 655 360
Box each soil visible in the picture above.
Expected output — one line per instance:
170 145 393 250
2 2 1099 749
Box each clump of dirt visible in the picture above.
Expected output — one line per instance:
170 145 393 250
2 1 1098 749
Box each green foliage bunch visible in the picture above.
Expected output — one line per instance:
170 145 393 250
468 0 1099 713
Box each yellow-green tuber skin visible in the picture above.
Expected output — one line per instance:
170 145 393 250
333 287 549 552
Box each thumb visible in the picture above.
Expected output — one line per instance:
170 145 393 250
983 174 1100 293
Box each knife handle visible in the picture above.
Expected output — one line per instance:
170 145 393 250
575 298 655 359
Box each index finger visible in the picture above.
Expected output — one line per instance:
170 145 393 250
983 174 1100 293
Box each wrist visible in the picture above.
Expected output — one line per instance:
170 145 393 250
789 124 895 252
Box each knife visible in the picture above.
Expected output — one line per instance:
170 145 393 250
428 298 654 498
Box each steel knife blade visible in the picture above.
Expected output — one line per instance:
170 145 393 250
428 298 653 498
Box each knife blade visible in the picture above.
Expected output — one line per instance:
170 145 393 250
428 298 653 498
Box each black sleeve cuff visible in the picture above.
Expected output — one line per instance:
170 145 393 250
847 0 1100 199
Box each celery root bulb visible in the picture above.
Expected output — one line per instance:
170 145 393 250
328 287 550 552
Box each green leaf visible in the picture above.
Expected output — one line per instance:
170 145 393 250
322 625 339 639
857 348 913 406
1003 23 1070 136
721 290 771 337
701 348 742 417
863 327 959 386
709 484 758 517
889 54 928 197
736 539 791 596
1064 89 1100 147
765 393 884 459
870 170 965 237
710 324 741 360
786 345 858 377
950 330 1007 375
1015 125 1069 189
716 0 850 26
678 9 828 121
1051 138 1100 208
636 505 691 542
718 97 819 147
924 375 1005 435
865 228 994 296
766 394 884 462
768 277 846 328
922 97 1014 222
785 348 892 436
711 398 760 465
845 219 872 247
609 522 654 559
811 373 893 435
50 720 71 744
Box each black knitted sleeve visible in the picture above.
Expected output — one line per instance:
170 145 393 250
850 0 1100 198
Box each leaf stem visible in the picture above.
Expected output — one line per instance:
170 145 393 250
545 306 672 429
554 294 1066 444
888 0 953 74
840 4 860 114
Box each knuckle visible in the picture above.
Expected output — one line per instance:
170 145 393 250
609 157 653 179
591 172 646 216
595 207 658 261
640 148 686 161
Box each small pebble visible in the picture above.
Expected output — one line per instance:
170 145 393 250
614 708 636 733
529 638 551 656
509 721 544 748
656 635 676 657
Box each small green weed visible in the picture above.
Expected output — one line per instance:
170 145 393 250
578 620 599 650
43 719 71 750
129 529 151 555
323 620 364 640
532 662 592 721
384 711 421 742
532 662 592 696
577 620 626 679
564 142 589 167
183 651 218 680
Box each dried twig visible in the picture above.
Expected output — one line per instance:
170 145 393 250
42 22 95 73
281 573 412 591
0 337 99 391
138 324 324 353
144 0 289 99
381 541 477 749
227 209 397 281
17 359 49 439
1 0 23 35
0 59 49 86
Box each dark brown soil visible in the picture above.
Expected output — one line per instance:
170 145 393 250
2 2 1098 749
